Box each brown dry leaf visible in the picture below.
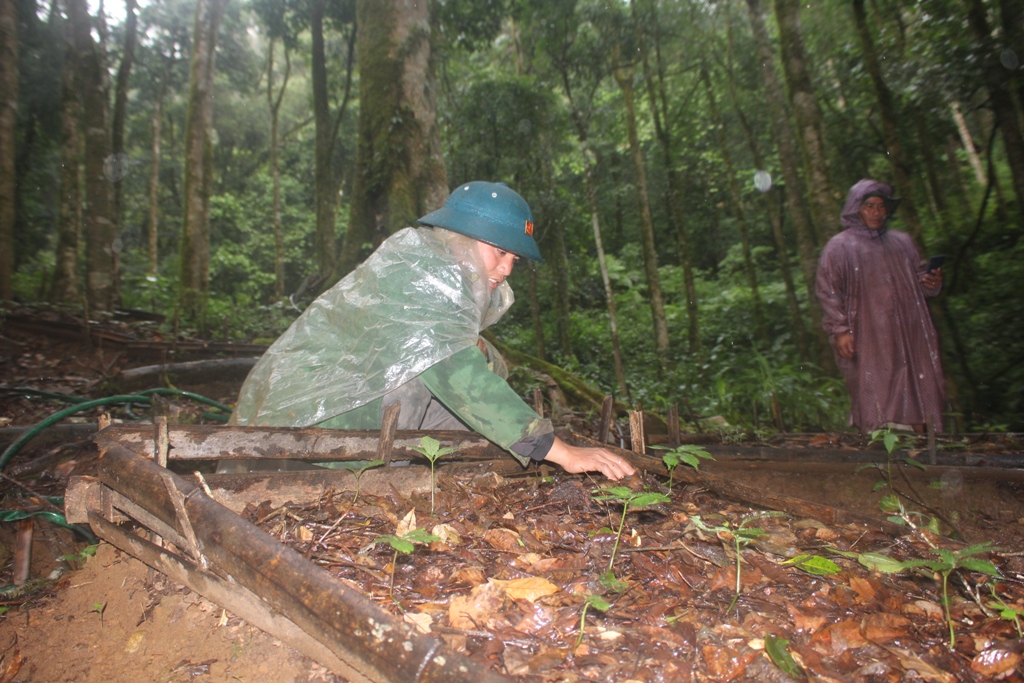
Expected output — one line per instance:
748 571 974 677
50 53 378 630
450 566 486 587
849 576 877 603
786 601 826 633
448 580 505 629
700 643 756 681
971 647 1022 677
883 646 955 683
493 577 559 603
482 528 526 554
861 613 911 642
396 509 417 537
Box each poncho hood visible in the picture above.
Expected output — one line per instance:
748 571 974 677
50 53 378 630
840 178 901 235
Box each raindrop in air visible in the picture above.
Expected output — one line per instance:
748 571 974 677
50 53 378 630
103 153 130 183
753 170 772 193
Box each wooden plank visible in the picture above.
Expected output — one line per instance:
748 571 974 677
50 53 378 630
87 446 513 683
96 424 506 462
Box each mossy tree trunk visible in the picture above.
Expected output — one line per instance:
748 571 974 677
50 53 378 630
340 0 448 280
774 0 839 243
69 0 118 312
0 0 15 301
178 0 226 326
52 16 82 303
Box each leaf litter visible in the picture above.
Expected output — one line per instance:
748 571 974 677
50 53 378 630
242 467 1024 682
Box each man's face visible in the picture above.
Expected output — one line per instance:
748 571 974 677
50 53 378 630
474 241 518 290
859 196 888 230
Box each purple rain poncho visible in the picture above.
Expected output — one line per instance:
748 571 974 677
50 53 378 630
815 179 946 432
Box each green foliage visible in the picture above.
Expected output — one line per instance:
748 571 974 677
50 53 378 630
651 444 714 492
411 437 460 516
592 487 670 580
765 634 802 677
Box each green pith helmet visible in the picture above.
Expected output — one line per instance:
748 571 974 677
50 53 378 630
417 181 543 262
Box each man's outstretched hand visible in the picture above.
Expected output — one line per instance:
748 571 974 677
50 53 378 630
543 437 636 481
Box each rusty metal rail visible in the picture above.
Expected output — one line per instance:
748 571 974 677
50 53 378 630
65 444 512 683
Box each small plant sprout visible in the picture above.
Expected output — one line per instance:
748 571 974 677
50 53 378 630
906 543 1001 650
987 584 1024 638
574 594 611 652
651 444 714 492
373 528 441 598
692 512 785 613
411 436 460 515
592 487 670 589
351 459 384 505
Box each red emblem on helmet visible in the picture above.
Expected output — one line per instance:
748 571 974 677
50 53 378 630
525 220 534 236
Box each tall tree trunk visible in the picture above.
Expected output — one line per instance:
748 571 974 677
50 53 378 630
52 18 82 303
178 0 226 325
773 0 839 242
342 0 448 279
0 0 15 301
310 0 335 280
612 61 670 354
724 17 809 360
148 75 165 275
581 140 629 400
964 0 1024 216
267 38 290 301
111 0 137 224
635 0 699 352
69 0 117 312
702 66 768 344
852 0 925 243
748 0 831 369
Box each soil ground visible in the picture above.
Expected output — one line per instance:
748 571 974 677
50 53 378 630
0 313 1022 682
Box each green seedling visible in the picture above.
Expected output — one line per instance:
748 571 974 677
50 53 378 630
692 513 783 613
574 594 611 651
906 543 1001 650
61 544 98 570
651 444 714 492
858 427 939 533
987 584 1024 638
374 528 441 598
411 436 459 515
765 634 802 677
351 459 385 505
91 601 106 625
592 487 670 585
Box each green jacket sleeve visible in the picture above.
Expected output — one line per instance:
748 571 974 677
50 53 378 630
419 346 553 466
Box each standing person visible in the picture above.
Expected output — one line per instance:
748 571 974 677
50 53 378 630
816 179 946 433
231 181 635 480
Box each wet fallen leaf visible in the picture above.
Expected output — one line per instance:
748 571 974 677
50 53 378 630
971 646 1021 677
449 580 505 629
786 602 826 633
493 577 559 602
861 612 911 642
482 528 525 554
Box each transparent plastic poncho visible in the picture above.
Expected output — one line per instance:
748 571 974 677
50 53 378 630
230 226 514 427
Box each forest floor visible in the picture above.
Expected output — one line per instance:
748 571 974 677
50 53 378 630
0 307 1023 682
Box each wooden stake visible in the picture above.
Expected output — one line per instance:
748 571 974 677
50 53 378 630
378 403 400 466
629 406 645 454
13 518 33 585
598 396 614 445
668 404 680 448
